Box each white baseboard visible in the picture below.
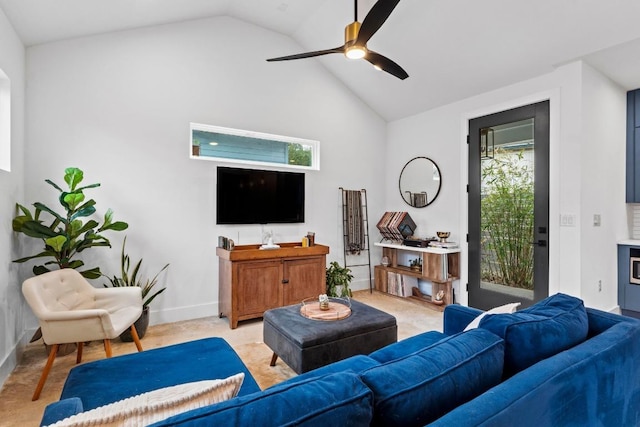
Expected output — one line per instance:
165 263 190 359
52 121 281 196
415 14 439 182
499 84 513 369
0 328 36 389
148 302 218 326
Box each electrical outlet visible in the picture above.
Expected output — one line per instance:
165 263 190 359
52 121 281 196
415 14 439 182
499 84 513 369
598 280 602 292
560 213 576 227
593 214 601 227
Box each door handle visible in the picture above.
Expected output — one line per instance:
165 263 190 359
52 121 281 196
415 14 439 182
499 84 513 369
282 279 289 284
530 240 547 247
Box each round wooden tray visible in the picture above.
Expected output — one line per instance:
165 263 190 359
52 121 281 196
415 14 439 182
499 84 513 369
300 298 352 321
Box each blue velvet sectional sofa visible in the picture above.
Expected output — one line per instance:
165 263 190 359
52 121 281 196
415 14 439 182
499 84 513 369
41 293 640 426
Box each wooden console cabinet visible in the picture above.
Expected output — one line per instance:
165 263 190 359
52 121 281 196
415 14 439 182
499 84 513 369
374 242 460 311
217 242 330 329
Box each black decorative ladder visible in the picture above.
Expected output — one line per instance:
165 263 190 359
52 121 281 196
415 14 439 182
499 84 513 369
339 188 373 293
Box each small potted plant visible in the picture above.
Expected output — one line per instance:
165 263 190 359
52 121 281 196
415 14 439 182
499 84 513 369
103 236 169 341
410 257 422 272
326 261 353 297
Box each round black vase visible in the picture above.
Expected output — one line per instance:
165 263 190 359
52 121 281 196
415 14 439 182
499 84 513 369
120 306 150 342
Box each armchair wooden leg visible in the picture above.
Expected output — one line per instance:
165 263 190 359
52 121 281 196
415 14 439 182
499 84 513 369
76 342 83 364
32 344 58 401
130 325 143 352
103 339 112 358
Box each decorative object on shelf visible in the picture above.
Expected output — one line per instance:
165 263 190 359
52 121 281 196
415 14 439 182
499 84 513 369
410 257 422 272
432 290 446 305
326 261 353 297
436 231 450 242
260 231 280 250
381 256 389 267
12 167 128 279
403 237 435 247
218 236 236 250
319 294 329 310
307 231 315 246
399 157 442 208
376 211 416 242
102 236 169 341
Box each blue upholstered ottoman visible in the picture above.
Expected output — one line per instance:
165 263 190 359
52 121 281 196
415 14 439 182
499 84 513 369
47 338 260 419
263 299 397 374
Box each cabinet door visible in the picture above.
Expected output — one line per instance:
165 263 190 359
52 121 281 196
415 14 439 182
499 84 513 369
235 260 282 316
283 257 325 305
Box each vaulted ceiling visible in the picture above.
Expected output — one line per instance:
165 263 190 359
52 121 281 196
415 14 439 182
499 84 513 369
3 0 640 121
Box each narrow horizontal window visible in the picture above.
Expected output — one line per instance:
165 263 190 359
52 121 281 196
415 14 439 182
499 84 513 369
190 123 319 171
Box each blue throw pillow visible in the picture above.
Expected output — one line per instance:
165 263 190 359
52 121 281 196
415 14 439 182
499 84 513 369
478 293 589 377
150 372 373 427
359 328 504 427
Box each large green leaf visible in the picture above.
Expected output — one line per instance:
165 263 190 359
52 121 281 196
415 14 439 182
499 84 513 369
66 260 85 269
33 265 51 276
64 168 84 191
103 208 114 227
100 221 128 232
45 179 64 193
33 202 65 223
77 219 99 235
75 183 101 192
16 203 34 219
71 205 97 220
45 235 67 252
18 221 60 239
80 267 102 279
13 250 58 263
12 215 34 232
63 192 85 211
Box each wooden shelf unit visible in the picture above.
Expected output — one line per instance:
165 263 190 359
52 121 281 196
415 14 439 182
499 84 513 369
217 242 330 329
373 242 460 311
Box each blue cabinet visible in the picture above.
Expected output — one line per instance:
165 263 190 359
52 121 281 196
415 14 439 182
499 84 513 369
618 244 640 317
626 89 640 202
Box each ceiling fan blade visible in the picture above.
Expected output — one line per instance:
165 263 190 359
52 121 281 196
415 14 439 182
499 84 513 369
364 50 408 80
267 46 345 62
356 0 401 46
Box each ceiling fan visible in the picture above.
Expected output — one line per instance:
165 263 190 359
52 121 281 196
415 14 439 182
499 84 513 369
266 0 408 80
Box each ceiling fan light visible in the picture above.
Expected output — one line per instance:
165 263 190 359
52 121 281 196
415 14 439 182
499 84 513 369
345 46 366 59
373 64 382 71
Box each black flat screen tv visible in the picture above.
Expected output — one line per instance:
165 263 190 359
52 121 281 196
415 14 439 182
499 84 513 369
216 166 305 225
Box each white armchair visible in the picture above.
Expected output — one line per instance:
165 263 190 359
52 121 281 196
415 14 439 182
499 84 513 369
22 268 144 400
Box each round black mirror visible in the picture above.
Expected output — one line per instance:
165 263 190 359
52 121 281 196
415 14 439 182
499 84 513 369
399 157 442 207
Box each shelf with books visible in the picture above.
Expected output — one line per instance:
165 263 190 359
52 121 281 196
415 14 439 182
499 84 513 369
373 242 459 310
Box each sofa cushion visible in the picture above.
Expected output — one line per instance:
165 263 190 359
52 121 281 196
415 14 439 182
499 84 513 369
463 302 521 331
359 328 504 427
369 330 446 363
273 354 380 387
478 293 588 377
46 374 244 427
150 372 373 427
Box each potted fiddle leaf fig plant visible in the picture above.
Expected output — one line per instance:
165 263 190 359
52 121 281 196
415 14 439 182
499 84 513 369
12 167 128 279
103 236 169 341
326 261 353 298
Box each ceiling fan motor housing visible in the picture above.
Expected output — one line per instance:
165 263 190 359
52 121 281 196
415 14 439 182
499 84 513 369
344 21 365 59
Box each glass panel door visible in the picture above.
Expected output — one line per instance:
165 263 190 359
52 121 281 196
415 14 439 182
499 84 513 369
468 101 549 309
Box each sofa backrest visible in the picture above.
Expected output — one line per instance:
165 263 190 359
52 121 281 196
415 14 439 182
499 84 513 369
428 313 640 426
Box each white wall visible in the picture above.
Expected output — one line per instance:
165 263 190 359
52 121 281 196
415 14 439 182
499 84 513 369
24 16 387 326
580 62 627 309
387 61 626 311
0 6 26 386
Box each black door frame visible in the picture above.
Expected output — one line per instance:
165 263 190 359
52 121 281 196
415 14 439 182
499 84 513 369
468 100 550 310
